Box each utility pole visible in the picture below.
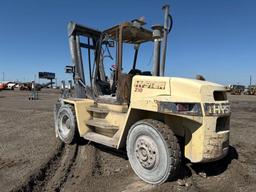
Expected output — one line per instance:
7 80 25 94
250 75 252 86
2 72 4 81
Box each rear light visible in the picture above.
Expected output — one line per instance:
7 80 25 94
176 103 189 111
158 102 202 116
174 103 202 115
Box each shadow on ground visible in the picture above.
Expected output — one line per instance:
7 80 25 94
176 145 238 180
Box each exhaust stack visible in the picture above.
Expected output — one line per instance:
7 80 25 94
160 5 170 76
152 25 163 76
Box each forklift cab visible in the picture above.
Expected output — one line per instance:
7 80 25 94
66 19 155 104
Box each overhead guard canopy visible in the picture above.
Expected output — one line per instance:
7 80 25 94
68 21 101 38
104 22 154 44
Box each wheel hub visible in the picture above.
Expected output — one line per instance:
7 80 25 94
135 136 157 169
60 114 71 137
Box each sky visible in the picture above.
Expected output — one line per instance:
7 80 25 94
0 0 256 86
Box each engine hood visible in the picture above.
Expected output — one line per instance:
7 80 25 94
170 77 226 103
130 76 227 103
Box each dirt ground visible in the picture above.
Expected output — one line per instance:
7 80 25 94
0 89 255 192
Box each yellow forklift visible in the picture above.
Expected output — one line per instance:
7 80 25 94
54 5 230 184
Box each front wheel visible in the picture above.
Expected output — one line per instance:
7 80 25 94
126 119 181 184
55 104 77 144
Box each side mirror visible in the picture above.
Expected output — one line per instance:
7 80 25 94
65 65 75 73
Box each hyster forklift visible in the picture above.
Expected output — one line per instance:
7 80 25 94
54 5 231 184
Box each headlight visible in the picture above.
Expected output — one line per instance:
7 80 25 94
158 102 202 116
204 103 231 116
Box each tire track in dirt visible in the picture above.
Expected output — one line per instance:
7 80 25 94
13 141 254 192
12 141 64 192
13 138 146 192
60 142 154 192
41 144 78 192
12 141 79 192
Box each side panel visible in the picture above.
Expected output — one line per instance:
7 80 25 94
117 107 206 163
130 76 171 102
183 121 205 162
201 116 229 162
63 99 94 136
105 112 127 128
117 108 151 148
117 75 168 145
164 115 206 162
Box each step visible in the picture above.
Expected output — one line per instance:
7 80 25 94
86 119 119 130
87 106 109 114
83 132 117 148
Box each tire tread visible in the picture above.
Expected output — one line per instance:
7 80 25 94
56 104 78 144
130 119 181 182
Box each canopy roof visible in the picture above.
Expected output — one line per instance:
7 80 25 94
104 22 154 44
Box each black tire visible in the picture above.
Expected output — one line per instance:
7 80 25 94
56 104 77 144
126 119 181 184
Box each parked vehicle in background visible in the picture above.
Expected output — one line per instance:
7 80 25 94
244 85 256 95
6 82 16 90
229 84 245 95
19 82 55 91
0 82 7 90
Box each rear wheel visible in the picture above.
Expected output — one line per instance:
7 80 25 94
126 119 181 184
56 104 77 144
